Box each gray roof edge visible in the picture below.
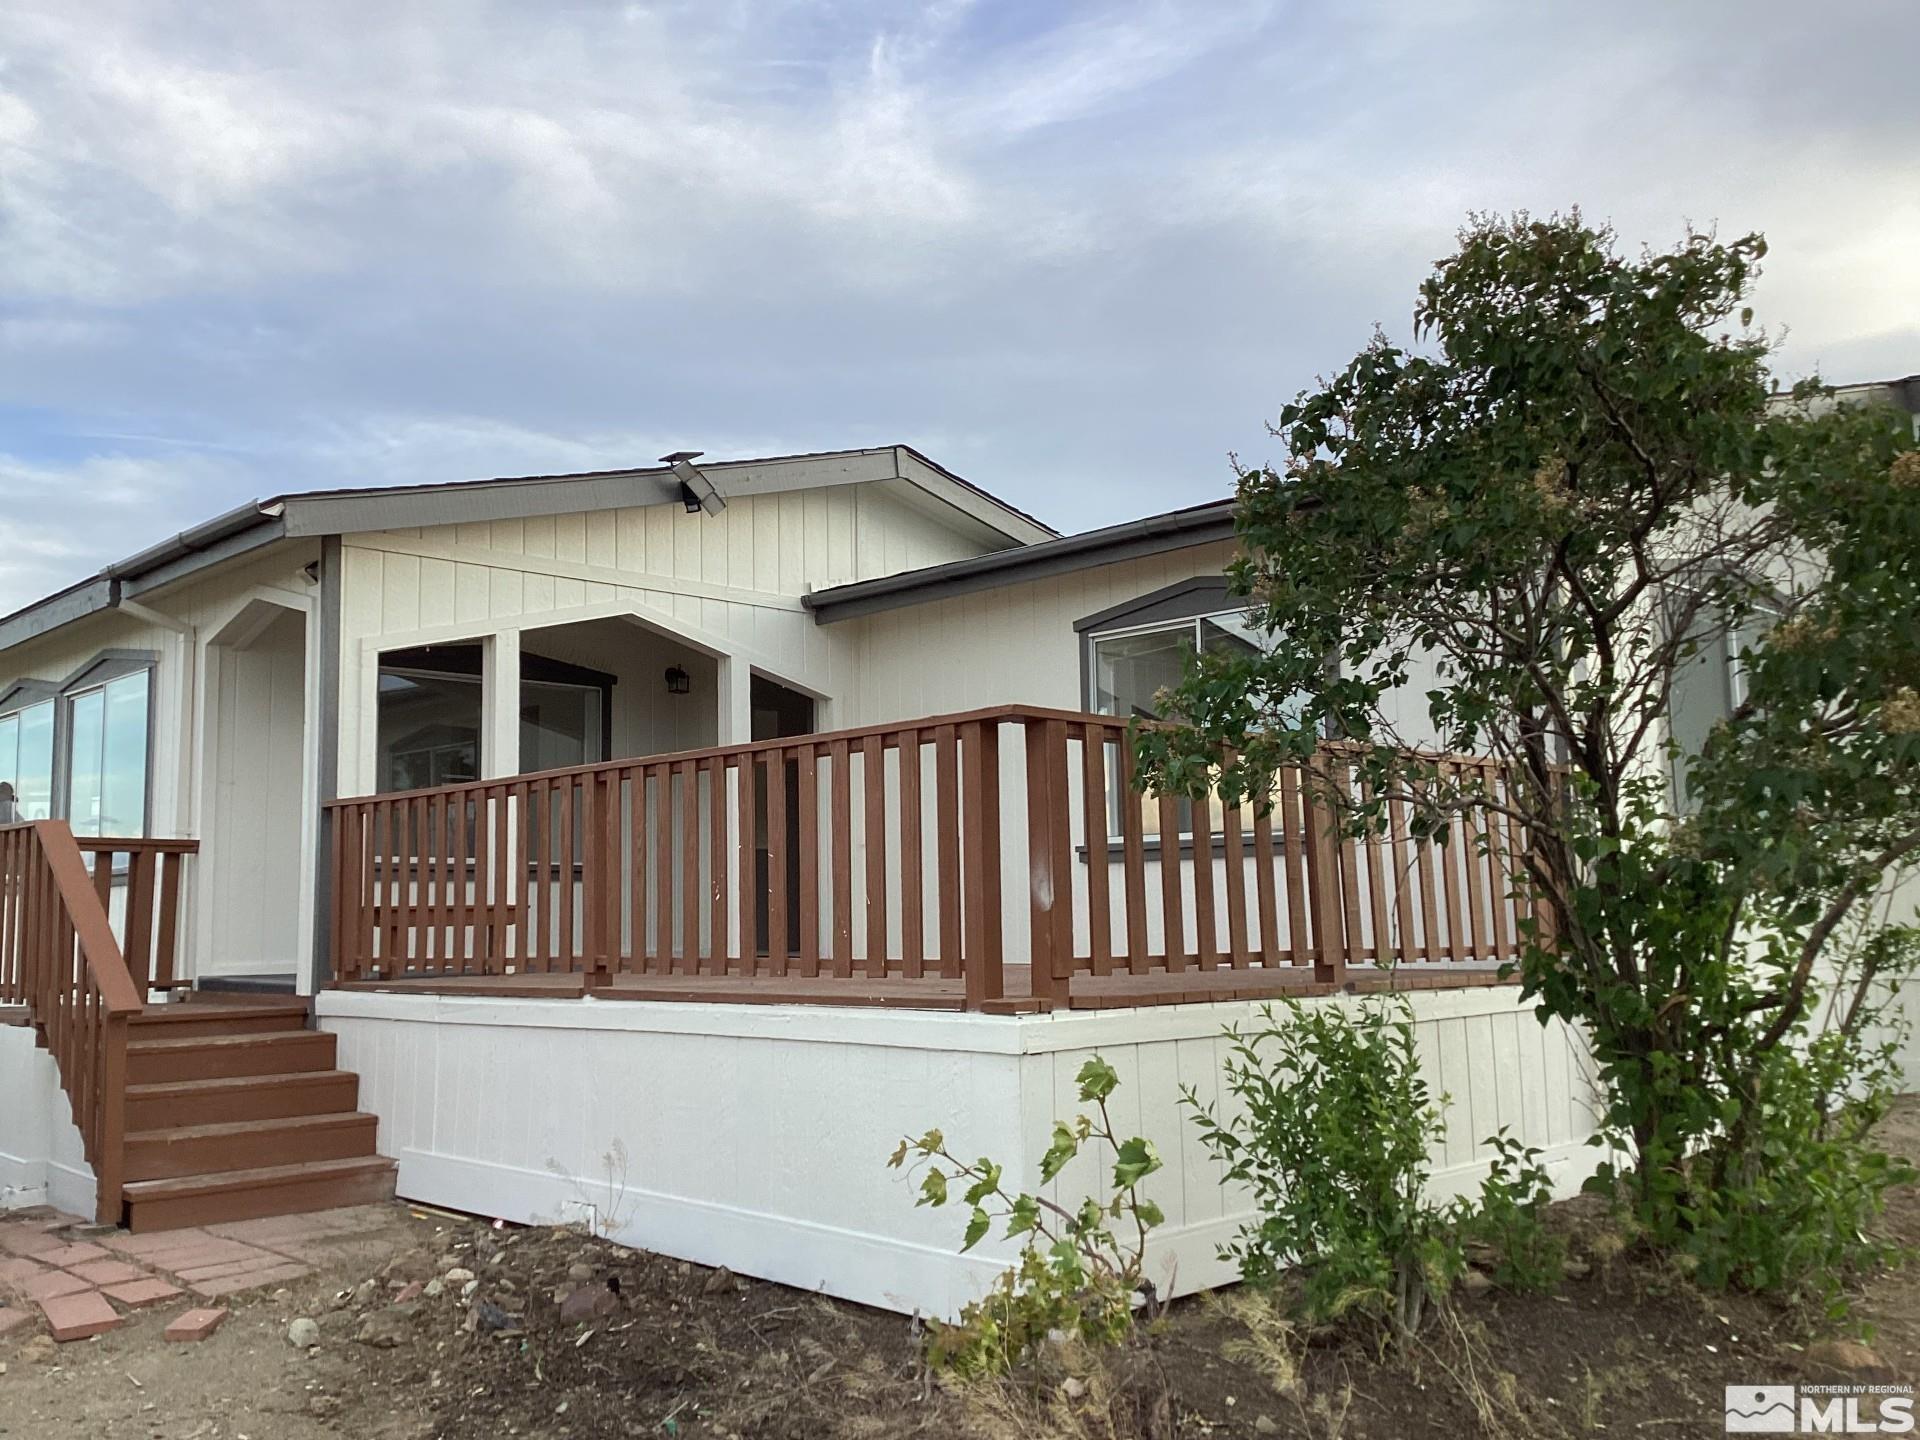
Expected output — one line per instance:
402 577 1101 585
804 501 1238 624
0 577 119 655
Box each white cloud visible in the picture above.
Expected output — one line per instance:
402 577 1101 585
0 0 1911 616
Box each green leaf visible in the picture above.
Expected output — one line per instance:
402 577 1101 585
1040 1123 1080 1182
917 1168 948 1208
962 1207 991 1252
1112 1137 1162 1189
1076 1056 1120 1103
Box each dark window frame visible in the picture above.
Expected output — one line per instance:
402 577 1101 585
56 649 160 839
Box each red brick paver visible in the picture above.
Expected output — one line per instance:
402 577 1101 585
0 1255 48 1290
164 1307 227 1343
35 1242 110 1268
67 1258 148 1287
192 1262 309 1298
0 1227 68 1259
21 1268 92 1303
101 1277 183 1308
39 1290 120 1342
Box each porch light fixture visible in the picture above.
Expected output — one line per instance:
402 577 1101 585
664 664 691 695
662 450 726 517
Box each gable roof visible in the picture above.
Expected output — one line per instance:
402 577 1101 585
0 445 1056 655
803 497 1237 623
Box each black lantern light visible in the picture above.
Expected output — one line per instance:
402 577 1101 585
664 664 691 695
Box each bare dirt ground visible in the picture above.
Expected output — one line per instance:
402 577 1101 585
5 1100 1919 1440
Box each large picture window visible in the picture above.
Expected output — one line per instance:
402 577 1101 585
0 697 55 824
376 642 612 794
64 668 151 837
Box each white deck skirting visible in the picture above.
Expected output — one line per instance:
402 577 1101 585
318 985 1608 1318
0 1021 96 1218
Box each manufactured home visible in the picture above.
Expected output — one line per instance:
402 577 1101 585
0 442 1851 1316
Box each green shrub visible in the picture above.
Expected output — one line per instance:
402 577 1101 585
1596 1026 1914 1316
1457 1130 1564 1293
1184 998 1465 1340
890 1055 1165 1377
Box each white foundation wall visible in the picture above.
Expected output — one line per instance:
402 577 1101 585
0 1023 95 1217
318 985 1604 1319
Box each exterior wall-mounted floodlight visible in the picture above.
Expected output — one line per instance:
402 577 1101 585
662 450 725 516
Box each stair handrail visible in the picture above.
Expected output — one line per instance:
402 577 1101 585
0 820 145 1223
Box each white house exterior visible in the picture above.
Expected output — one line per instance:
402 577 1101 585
2 435 1911 1316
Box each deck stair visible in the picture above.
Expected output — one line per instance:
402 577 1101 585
116 998 393 1232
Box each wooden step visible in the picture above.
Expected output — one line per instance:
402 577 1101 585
126 1070 361 1129
129 1003 310 1040
127 1030 336 1085
122 1156 397 1233
124 1112 380 1182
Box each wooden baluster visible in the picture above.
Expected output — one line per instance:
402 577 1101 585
1278 765 1309 964
1460 762 1489 964
652 764 674 974
1192 788 1219 972
707 760 728 974
862 735 887 977
554 778 575 971
1118 740 1150 973
1438 764 1466 963
766 747 789 975
797 746 821 978
1080 723 1113 977
960 719 1003 1010
738 752 759 975
1363 778 1392 968
1390 790 1418 970
933 726 961 978
631 767 652 972
1301 754 1350 986
1022 718 1070 1009
1157 789 1185 971
678 759 699 975
124 849 154 993
898 730 924 980
1221 793 1249 969
1251 791 1281 964
1482 768 1512 971
829 739 852 977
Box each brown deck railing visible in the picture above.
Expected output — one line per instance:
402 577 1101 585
73 838 198 992
0 821 148 1221
324 706 1548 1010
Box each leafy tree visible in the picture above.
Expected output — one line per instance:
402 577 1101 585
1136 213 1920 1293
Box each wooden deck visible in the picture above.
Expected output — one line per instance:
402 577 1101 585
331 960 1513 1011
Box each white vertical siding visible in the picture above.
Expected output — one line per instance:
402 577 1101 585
317 984 1612 1320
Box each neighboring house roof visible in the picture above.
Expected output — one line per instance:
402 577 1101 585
0 445 1056 655
803 497 1238 623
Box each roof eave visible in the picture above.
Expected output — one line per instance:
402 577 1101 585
804 501 1238 624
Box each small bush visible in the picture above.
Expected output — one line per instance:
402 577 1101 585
1604 1028 1915 1315
1456 1130 1563 1293
1184 998 1465 1340
890 1055 1165 1377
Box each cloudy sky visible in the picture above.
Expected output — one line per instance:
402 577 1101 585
0 0 1914 613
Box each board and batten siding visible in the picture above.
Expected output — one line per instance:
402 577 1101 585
0 544 323 981
316 983 1606 1319
333 484 1000 795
